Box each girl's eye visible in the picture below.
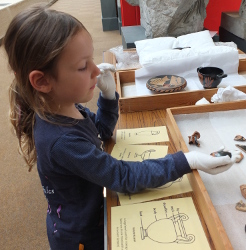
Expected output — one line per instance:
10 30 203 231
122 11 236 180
78 64 87 71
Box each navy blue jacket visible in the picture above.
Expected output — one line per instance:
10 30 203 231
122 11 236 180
34 93 191 250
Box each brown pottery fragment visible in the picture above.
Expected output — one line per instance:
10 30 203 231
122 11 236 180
236 152 244 163
236 200 246 212
188 131 200 147
234 135 246 141
240 185 246 199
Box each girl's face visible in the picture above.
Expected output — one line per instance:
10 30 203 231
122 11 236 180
48 30 100 114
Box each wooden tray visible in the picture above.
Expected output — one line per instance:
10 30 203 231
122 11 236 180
104 51 246 113
104 104 245 250
104 109 213 250
165 100 246 250
116 69 246 113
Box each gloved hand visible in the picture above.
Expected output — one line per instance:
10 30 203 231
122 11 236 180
96 63 116 100
184 148 241 175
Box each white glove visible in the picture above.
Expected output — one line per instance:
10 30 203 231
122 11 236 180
185 149 241 175
96 63 116 100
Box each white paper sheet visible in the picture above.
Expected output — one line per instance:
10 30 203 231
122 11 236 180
214 204 246 250
134 46 246 97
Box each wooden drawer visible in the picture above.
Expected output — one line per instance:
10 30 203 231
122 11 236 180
116 69 246 113
104 50 246 113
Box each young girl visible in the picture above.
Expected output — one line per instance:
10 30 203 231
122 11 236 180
3 4 240 250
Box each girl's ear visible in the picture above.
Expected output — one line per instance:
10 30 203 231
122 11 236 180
29 70 52 93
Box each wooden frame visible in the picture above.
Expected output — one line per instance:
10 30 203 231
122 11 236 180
165 100 246 250
104 50 246 113
238 49 246 72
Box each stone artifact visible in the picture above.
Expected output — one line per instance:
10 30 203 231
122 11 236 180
240 184 246 199
125 0 139 6
239 0 246 20
126 0 209 38
188 131 200 147
236 200 246 212
220 0 246 41
234 135 246 141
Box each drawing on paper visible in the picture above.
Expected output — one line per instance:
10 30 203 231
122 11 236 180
123 177 184 201
147 177 183 191
155 177 183 189
111 144 168 162
116 126 169 144
134 149 156 160
140 202 195 244
135 130 160 136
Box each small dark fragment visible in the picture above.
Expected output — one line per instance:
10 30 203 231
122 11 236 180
210 150 232 158
188 131 200 147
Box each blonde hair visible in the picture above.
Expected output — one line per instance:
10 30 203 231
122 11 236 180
3 4 87 171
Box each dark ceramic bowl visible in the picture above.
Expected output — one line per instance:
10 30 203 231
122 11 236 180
197 67 227 89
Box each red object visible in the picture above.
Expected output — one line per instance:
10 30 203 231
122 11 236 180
120 0 140 26
204 0 241 32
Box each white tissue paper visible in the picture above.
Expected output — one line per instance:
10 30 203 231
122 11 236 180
211 86 246 103
134 30 238 70
172 30 215 49
195 97 210 105
133 30 246 96
135 37 176 58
